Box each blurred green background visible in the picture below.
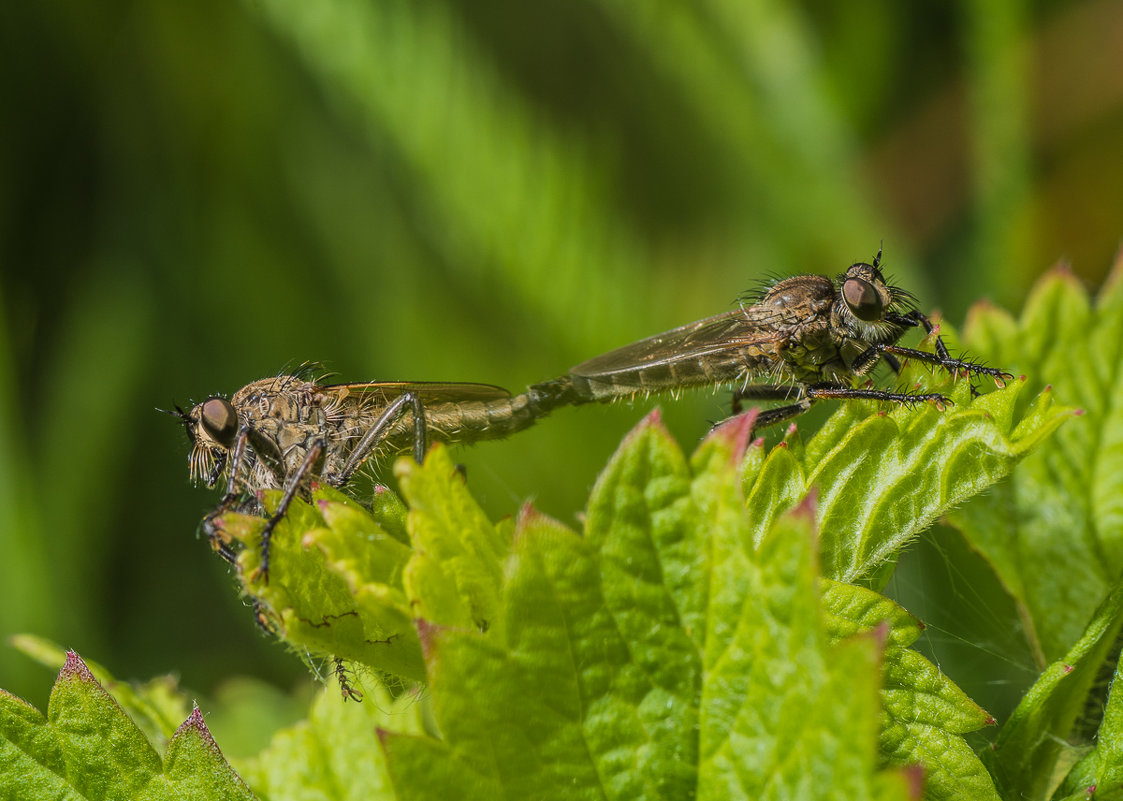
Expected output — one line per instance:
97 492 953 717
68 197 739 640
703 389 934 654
1 0 1121 725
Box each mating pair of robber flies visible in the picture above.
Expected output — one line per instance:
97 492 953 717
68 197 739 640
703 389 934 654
169 250 1011 581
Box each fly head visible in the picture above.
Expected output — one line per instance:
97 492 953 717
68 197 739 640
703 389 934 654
833 259 914 345
183 396 241 487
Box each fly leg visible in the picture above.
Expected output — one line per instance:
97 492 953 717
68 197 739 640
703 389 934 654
334 392 427 486
203 428 251 564
730 383 804 416
803 382 951 409
256 392 426 583
882 310 1013 389
729 380 954 439
256 437 325 584
204 424 289 567
880 352 903 375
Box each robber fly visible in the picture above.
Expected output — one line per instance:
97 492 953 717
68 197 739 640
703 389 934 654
169 372 559 581
530 249 1012 434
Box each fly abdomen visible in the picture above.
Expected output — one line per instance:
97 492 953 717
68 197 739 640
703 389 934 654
420 394 540 443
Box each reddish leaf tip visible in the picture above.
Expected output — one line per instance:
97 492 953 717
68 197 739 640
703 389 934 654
707 408 757 462
902 764 926 800
60 651 94 683
790 488 818 523
415 618 445 661
1074 408 1086 416
984 716 997 726
870 620 891 648
173 705 224 755
181 705 208 733
618 407 670 449
514 502 545 538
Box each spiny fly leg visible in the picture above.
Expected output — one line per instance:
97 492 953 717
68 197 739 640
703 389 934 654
889 309 954 362
877 342 1012 388
251 598 277 635
334 657 364 702
718 384 812 434
804 382 953 411
201 491 251 564
745 397 815 436
335 392 422 486
257 439 325 584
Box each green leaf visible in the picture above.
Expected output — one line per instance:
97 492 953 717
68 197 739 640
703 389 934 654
949 254 1123 664
820 582 1000 801
218 484 426 683
9 634 191 752
383 411 917 800
1052 625 1123 800
743 357 1074 585
239 668 424 801
214 451 515 684
0 651 254 800
396 450 512 634
984 579 1123 800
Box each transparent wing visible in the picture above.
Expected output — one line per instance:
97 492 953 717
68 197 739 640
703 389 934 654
320 380 513 403
571 308 788 378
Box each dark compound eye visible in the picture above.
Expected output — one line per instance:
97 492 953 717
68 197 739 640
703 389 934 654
200 397 238 448
842 277 884 322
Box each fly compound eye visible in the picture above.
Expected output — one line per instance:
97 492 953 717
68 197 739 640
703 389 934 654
200 397 238 449
842 277 885 322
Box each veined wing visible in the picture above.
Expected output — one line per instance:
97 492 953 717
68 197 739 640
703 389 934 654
571 308 787 378
321 380 513 404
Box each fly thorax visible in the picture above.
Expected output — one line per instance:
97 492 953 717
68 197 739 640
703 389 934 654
277 422 313 454
780 327 843 380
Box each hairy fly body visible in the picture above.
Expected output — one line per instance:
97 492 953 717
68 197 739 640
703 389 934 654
531 250 1012 434
171 374 554 581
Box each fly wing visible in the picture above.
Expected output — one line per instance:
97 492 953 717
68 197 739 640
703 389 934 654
571 307 786 378
320 380 513 404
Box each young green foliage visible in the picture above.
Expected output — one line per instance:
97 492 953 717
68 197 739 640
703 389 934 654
742 355 1073 586
950 252 1123 665
216 470 514 685
983 580 1123 801
219 486 425 682
1051 587 1123 800
240 668 425 801
9 634 192 753
0 651 254 800
820 582 999 801
379 417 928 800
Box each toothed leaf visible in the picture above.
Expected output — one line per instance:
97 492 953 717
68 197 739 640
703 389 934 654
951 256 1123 663
383 413 917 800
745 364 1074 585
0 652 254 800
